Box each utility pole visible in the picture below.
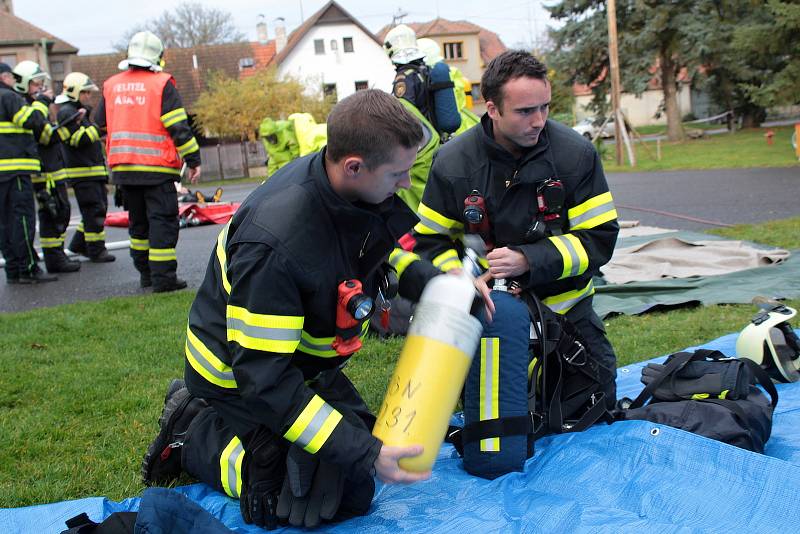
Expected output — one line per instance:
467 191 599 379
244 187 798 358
607 0 623 166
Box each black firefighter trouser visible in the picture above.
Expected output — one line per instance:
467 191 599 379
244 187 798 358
121 183 180 287
33 179 71 266
182 369 374 501
68 179 109 258
0 174 37 279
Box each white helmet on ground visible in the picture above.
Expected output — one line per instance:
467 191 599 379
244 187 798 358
384 24 425 64
736 303 800 382
11 60 50 94
54 72 99 104
118 31 164 72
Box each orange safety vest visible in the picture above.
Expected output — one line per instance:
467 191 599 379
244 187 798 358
103 70 181 170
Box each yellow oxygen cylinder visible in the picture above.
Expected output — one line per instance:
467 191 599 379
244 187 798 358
373 263 482 472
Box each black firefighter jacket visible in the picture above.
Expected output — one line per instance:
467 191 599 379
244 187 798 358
0 81 54 181
184 149 438 480
412 115 619 316
57 101 108 184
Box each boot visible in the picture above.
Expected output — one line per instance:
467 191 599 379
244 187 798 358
153 277 188 293
140 271 152 288
211 187 223 203
44 249 81 273
142 379 208 486
89 250 116 263
18 266 58 284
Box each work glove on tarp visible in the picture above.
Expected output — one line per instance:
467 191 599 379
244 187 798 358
276 445 345 528
641 357 752 401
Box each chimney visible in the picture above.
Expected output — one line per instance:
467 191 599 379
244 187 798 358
275 17 287 54
1 0 14 14
256 15 268 45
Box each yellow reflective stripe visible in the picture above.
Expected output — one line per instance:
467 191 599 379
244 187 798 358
388 248 420 278
39 124 54 145
219 436 245 498
130 238 150 251
161 107 189 128
69 126 85 147
84 231 105 242
542 279 595 315
76 222 84 232
432 248 463 272
548 234 589 280
0 158 41 171
414 202 464 236
112 164 181 175
176 137 199 157
57 126 70 142
149 247 176 261
283 394 343 454
40 237 64 248
298 331 337 357
226 305 303 353
86 125 100 143
31 101 49 116
691 393 710 400
720 389 729 399
568 192 618 231
0 121 31 134
479 337 500 452
185 326 236 388
12 105 34 126
216 221 231 294
66 166 107 178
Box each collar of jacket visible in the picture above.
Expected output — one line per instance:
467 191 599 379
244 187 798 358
310 149 418 241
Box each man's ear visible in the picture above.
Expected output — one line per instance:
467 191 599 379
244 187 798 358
343 156 364 177
486 100 501 120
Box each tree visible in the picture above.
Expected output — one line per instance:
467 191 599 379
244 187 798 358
193 68 335 142
548 0 708 141
114 2 245 51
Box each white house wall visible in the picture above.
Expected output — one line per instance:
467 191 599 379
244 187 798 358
575 84 692 126
277 23 396 100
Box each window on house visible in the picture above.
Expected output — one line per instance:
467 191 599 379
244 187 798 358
354 80 368 91
314 39 325 55
330 39 338 51
1 54 16 67
343 37 354 53
323 83 337 100
443 42 464 60
50 60 64 76
238 57 255 70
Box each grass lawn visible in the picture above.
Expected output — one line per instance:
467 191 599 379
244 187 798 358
1 217 798 508
602 126 799 172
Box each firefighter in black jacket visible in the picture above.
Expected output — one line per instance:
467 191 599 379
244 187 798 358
31 75 79 274
141 90 440 530
56 73 115 263
95 31 201 292
411 51 620 405
0 61 57 284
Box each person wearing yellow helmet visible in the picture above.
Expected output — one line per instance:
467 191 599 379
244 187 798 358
95 30 202 292
0 61 58 283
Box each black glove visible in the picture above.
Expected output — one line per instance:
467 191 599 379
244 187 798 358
113 186 125 208
641 360 746 401
276 446 345 528
240 432 287 530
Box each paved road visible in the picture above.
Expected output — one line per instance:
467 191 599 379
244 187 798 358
2 167 798 313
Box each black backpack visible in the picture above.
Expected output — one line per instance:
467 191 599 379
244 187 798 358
615 349 778 453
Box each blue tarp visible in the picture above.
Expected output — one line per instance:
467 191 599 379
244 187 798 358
4 332 800 533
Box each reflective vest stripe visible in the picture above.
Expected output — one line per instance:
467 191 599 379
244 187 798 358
109 145 163 157
66 165 107 178
479 337 500 452
12 105 34 126
31 101 48 116
388 248 421 278
57 126 70 142
296 321 369 358
0 121 31 134
110 131 167 143
32 169 67 184
185 325 236 388
111 164 181 175
149 247 176 261
176 137 199 157
568 192 618 231
548 234 589 279
283 394 343 454
161 107 189 128
216 222 231 294
414 202 464 236
542 279 595 315
226 306 303 353
130 238 150 251
219 436 245 498
40 237 64 248
0 158 41 172
39 124 53 145
432 248 462 272
84 230 106 242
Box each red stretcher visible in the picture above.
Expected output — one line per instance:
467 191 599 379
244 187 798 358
105 202 241 228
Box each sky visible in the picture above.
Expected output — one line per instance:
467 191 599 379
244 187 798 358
17 0 556 56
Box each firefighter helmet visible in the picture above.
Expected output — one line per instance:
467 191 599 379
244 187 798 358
119 31 164 72
54 72 98 104
417 38 443 66
384 24 425 64
736 303 800 382
11 60 50 94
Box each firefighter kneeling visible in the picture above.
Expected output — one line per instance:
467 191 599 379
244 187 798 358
141 90 446 529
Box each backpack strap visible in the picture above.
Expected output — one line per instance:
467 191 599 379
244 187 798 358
628 351 697 409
